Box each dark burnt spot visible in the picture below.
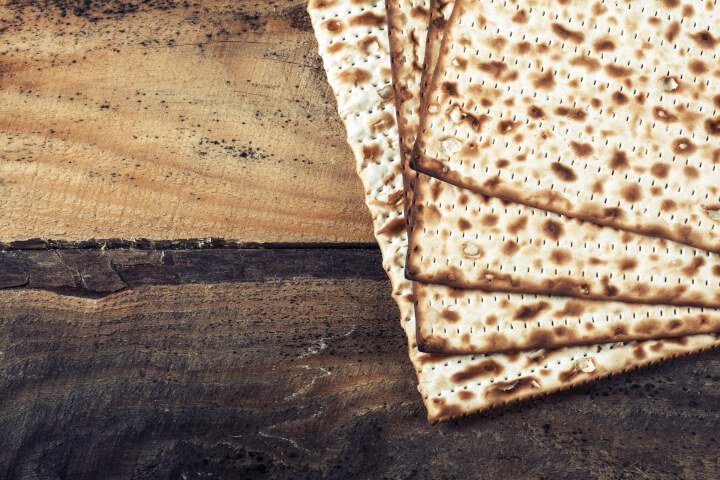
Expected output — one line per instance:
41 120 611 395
632 345 647 360
665 21 681 42
489 36 507 51
362 144 381 162
542 219 564 240
442 81 458 96
554 326 571 338
324 19 344 33
533 71 555 90
619 258 638 271
377 216 405 236
464 113 490 132
690 30 718 48
714 95 720 109
430 180 442 201
554 300 585 318
661 0 680 7
557 368 579 383
349 12 385 27
714 149 720 164
603 207 624 220
338 67 371 85
507 216 528 234
482 214 499 226
689 60 708 74
551 23 585 43
661 199 677 211
458 218 471 231
502 240 519 256
601 275 619 297
450 359 504 383
620 183 642 203
570 56 601 71
550 248 571 265
516 41 532 54
610 150 629 169
486 314 498 326
458 390 474 401
611 91 629 104
650 162 670 178
668 319 683 329
498 120 518 134
369 112 395 133
683 165 699 178
555 106 587 121
328 40 350 54
682 256 706 276
496 159 510 168
528 105 545 119
513 301 551 321
605 64 633 78
593 38 616 51
671 137 697 155
409 5 428 19
705 117 720 135
430 397 464 421
634 319 660 335
442 308 460 323
485 377 539 399
613 324 628 335
512 9 528 23
712 265 720 277
551 162 577 181
653 107 678 122
527 330 556 351
477 61 507 79
570 141 593 157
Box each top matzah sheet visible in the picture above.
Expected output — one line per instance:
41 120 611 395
412 0 720 254
308 0 720 422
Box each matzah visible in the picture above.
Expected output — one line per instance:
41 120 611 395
412 0 720 254
407 173 720 308
404 1 720 352
308 0 720 422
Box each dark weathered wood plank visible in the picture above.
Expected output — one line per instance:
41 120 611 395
0 247 384 295
0 248 718 479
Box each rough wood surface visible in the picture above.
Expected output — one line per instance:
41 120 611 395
0 0 372 243
0 247 719 479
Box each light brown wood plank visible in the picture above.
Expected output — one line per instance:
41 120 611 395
0 0 372 243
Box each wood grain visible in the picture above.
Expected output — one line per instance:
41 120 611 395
0 0 373 243
0 247 719 479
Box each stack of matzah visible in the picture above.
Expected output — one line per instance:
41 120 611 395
308 0 720 422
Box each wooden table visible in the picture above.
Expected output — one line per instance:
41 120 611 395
0 1 718 478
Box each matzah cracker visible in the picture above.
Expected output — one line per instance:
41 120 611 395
308 0 720 422
405 1 720 353
407 173 720 308
412 0 720 254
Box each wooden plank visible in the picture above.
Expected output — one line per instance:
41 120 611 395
0 248 718 478
0 0 373 243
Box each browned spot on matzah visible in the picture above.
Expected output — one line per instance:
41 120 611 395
450 359 505 383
